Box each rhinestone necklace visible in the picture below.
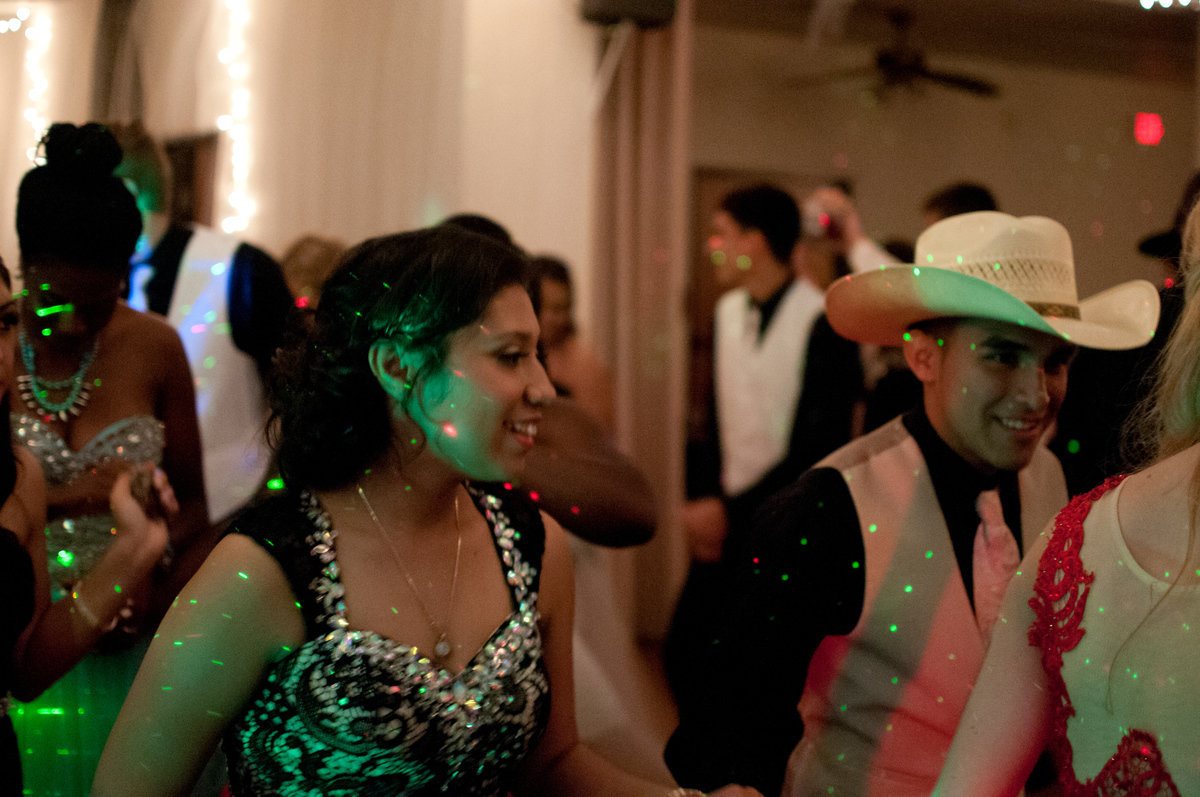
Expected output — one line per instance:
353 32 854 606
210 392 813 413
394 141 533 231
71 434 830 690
355 483 463 661
17 328 99 422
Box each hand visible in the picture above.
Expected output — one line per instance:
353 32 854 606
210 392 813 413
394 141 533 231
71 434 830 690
109 465 170 563
47 457 133 520
708 786 764 797
808 186 864 248
682 497 728 563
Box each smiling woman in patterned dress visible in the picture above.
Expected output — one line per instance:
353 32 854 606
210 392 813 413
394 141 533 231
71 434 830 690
93 226 758 797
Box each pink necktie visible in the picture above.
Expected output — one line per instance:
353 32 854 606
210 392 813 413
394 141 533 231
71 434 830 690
973 488 1020 645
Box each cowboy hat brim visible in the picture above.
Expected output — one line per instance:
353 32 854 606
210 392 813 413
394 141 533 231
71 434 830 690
825 266 1161 351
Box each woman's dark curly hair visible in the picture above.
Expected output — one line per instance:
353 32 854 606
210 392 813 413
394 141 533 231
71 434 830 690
269 225 529 491
16 123 142 273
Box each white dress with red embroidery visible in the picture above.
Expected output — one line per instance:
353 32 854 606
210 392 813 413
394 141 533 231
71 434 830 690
1029 475 1198 796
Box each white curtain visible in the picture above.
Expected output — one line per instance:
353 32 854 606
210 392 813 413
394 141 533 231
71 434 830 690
0 0 102 271
591 0 694 641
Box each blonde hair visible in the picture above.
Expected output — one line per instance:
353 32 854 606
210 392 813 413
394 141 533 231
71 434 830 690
1130 198 1200 464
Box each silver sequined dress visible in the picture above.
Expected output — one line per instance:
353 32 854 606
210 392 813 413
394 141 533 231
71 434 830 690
9 412 166 796
223 484 551 796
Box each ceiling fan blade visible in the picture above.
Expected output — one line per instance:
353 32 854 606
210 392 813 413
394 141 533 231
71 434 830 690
919 68 1000 97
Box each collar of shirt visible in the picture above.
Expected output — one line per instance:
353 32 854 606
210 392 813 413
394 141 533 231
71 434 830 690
748 280 792 340
901 407 1023 607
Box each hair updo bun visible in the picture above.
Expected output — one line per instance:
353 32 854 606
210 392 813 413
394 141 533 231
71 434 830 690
16 121 142 272
40 122 125 180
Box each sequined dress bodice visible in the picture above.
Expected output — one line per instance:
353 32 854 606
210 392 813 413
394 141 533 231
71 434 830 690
12 414 165 589
223 485 551 796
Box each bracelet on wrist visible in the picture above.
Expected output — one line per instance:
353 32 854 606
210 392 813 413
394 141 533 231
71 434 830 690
71 586 118 632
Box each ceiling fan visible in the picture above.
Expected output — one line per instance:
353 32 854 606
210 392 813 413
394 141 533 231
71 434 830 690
793 7 1000 100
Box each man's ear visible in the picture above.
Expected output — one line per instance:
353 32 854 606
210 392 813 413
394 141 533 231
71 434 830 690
903 328 943 385
368 339 422 400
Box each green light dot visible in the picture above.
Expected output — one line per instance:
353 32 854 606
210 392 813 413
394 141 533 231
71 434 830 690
902 332 912 342
839 704 848 712
173 641 182 646
913 267 921 275
711 251 727 266
735 254 752 271
800 538 808 546
925 550 933 559
993 262 1001 271
890 676 899 684
781 574 789 581
851 561 860 569
956 255 964 264
40 283 48 290
41 328 51 337
1097 606 1105 612
904 584 913 593
161 686 172 691
267 477 285 491
868 523 878 533
936 338 944 347
1067 439 1081 454
113 585 121 593
889 624 898 632
970 343 976 351
203 356 216 369
56 550 75 567
237 571 249 579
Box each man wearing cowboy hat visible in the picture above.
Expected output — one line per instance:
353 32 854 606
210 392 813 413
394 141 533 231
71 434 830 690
665 211 1159 796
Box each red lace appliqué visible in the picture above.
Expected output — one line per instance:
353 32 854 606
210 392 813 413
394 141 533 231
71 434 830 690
1027 475 1180 797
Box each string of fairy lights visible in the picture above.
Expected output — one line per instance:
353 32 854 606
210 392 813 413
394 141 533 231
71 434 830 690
5 0 255 234
217 0 254 234
2 6 49 164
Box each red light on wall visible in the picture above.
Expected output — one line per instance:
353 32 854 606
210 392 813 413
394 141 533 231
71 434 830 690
1135 112 1164 146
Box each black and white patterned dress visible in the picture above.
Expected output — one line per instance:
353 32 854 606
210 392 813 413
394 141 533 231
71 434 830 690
223 484 551 796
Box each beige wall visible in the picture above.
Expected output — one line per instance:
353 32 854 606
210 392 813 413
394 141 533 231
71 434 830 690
692 24 1197 295
1 0 600 327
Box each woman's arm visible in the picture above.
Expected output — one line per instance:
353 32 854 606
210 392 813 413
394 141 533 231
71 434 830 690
93 532 304 796
10 453 168 699
517 515 756 797
522 397 657 547
148 324 212 619
154 323 210 553
933 531 1055 797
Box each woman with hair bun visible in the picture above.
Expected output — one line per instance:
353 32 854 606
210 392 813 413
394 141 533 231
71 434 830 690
94 226 755 797
9 122 208 794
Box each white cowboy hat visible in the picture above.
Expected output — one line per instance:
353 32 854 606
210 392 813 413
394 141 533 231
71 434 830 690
825 211 1160 350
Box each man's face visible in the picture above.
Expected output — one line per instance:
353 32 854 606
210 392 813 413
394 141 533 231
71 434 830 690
906 318 1076 473
708 210 755 289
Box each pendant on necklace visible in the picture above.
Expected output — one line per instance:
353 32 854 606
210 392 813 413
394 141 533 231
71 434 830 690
435 634 452 659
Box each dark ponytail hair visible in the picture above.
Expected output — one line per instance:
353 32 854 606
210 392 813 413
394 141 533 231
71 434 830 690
268 225 528 490
16 123 142 272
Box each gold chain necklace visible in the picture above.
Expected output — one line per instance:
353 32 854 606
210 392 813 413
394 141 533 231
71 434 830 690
355 483 463 661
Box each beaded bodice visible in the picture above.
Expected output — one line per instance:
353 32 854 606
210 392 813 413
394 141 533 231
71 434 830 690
11 414 164 590
223 485 551 796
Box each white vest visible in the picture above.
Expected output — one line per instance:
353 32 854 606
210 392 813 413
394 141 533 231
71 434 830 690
714 279 825 497
131 228 271 523
785 418 1067 796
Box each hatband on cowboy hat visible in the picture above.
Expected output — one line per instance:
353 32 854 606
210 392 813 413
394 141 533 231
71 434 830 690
826 211 1159 351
